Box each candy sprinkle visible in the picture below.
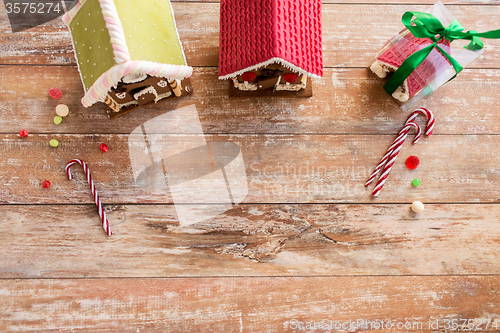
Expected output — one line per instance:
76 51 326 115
56 104 69 117
42 180 51 188
54 116 63 125
19 129 29 137
406 155 420 169
99 143 109 152
49 87 62 99
411 201 425 213
49 139 59 147
412 179 421 186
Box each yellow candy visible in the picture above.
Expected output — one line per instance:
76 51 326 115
54 116 63 125
49 139 59 147
56 104 69 117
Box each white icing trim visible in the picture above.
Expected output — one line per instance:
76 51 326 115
116 92 127 99
122 73 148 84
219 57 321 80
275 76 307 91
134 86 158 100
156 91 173 101
157 80 169 88
107 90 173 111
108 95 139 110
231 78 257 91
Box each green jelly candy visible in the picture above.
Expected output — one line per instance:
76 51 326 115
49 139 59 147
54 116 63 125
412 179 421 186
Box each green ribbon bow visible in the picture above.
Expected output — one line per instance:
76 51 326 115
384 11 500 96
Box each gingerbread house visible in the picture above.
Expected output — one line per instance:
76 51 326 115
218 0 323 96
63 0 193 117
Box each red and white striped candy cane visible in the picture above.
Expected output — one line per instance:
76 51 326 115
365 107 434 186
371 122 422 197
406 107 434 135
365 122 422 186
65 159 112 236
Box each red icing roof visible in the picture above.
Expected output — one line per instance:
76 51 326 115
218 0 323 79
377 32 452 98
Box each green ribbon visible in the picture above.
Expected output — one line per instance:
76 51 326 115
384 11 500 96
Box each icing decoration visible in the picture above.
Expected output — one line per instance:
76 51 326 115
157 80 168 88
122 73 148 84
412 179 421 186
81 59 191 107
241 72 257 82
134 86 158 101
219 0 323 80
49 139 59 147
284 73 299 83
42 180 51 189
275 76 308 91
19 130 29 137
231 78 257 91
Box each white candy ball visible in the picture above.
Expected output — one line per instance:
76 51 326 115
411 201 425 213
56 104 69 117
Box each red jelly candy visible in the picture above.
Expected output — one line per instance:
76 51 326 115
284 73 299 83
241 72 256 82
42 180 51 188
406 155 420 169
19 129 29 137
99 143 109 152
49 87 62 99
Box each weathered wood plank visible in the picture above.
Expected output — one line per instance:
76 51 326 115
1 276 500 332
0 134 498 204
1 3 500 68
1 203 500 277
2 66 500 135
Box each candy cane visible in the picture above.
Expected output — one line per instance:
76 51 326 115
371 122 422 197
365 122 422 186
406 107 435 135
365 107 434 186
65 159 112 236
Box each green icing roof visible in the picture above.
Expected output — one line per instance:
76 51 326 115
114 0 186 66
69 0 116 91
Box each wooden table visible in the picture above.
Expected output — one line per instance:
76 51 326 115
1 1 500 332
